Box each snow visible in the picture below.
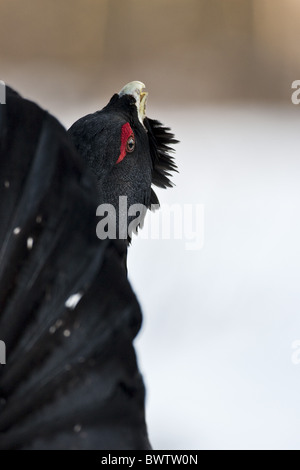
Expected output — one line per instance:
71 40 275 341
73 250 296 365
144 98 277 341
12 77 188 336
127 105 300 450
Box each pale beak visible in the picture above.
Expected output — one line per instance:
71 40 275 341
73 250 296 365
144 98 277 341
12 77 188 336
119 81 148 127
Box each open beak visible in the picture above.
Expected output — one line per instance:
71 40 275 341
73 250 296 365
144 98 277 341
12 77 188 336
118 81 148 127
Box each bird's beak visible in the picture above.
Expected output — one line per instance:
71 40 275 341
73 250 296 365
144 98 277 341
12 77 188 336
119 81 148 127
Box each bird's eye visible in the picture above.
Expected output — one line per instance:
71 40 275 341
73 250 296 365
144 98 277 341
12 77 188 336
126 136 135 153
116 122 135 164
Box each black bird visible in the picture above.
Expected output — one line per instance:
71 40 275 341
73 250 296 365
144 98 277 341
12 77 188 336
69 81 178 240
0 82 177 450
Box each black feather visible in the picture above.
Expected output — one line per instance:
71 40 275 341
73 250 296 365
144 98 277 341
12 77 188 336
69 95 179 233
0 87 150 450
144 118 179 191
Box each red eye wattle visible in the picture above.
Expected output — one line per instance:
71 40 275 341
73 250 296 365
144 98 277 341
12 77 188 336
116 122 135 164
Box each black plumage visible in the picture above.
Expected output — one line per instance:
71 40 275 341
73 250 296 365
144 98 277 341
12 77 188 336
0 82 177 450
69 82 178 236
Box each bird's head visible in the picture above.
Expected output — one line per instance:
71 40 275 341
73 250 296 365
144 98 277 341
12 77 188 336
68 81 178 240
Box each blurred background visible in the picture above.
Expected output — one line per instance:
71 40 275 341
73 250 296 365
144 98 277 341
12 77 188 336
1 0 300 450
1 0 300 108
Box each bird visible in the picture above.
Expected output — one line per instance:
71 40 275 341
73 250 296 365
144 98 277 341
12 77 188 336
0 82 177 450
69 81 178 241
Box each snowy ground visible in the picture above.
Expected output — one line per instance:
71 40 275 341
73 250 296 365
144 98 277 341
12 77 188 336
125 105 300 450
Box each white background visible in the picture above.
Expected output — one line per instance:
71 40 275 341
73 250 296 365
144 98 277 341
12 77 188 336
127 105 300 450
